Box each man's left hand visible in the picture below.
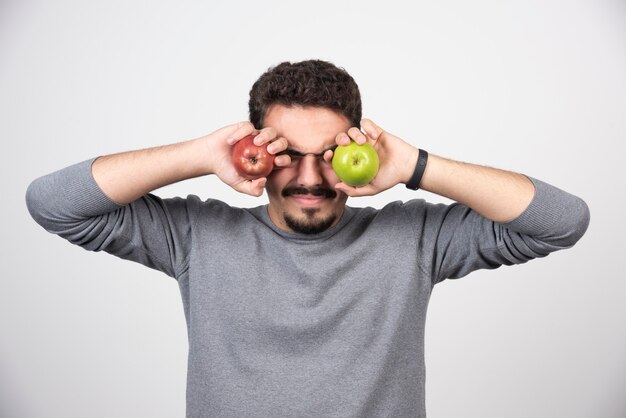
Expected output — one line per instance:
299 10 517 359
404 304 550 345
328 118 419 197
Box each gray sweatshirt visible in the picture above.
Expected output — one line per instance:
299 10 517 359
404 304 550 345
26 158 590 418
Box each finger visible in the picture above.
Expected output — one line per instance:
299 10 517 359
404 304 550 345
361 118 383 142
253 127 277 146
265 137 289 154
274 154 291 167
348 127 367 145
249 177 267 196
323 149 334 163
234 177 267 196
226 122 258 145
334 182 377 197
335 132 351 146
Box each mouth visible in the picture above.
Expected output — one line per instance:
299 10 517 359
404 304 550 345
289 194 328 207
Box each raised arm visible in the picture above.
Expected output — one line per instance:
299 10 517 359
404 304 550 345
92 122 289 204
334 119 540 223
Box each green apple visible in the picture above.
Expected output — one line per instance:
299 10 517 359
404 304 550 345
332 141 380 186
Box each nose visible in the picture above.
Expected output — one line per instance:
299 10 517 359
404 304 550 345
296 154 323 187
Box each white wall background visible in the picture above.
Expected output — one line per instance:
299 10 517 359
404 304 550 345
1 0 624 417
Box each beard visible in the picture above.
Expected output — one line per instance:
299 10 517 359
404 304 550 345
281 186 339 234
283 208 337 235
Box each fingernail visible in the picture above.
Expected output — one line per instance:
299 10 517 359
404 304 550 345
254 135 263 146
358 134 366 144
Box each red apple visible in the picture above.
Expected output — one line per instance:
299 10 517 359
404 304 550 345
231 134 275 179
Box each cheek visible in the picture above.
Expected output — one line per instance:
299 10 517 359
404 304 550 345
322 165 340 184
266 168 292 195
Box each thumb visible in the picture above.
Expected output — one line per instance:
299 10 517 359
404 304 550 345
234 177 267 197
335 182 377 197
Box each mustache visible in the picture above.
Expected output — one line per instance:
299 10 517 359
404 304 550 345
282 187 337 199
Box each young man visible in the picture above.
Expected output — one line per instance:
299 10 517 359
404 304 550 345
26 60 590 417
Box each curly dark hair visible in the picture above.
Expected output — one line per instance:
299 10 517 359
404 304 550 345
248 59 362 129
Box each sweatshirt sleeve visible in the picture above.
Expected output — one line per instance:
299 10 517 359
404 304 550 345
403 177 590 285
25 158 193 279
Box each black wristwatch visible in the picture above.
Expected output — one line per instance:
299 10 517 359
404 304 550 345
405 149 428 190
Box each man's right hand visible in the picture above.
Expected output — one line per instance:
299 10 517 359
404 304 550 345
203 121 290 197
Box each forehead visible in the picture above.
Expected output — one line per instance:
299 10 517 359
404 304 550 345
263 105 351 152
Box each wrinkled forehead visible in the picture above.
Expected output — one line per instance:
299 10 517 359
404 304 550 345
263 105 351 153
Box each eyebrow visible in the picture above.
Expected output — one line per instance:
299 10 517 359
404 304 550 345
278 144 338 157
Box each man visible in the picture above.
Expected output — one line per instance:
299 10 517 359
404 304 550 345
26 59 590 417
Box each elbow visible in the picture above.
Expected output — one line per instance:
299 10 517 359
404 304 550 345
559 196 591 248
25 177 47 227
574 197 591 243
25 176 62 231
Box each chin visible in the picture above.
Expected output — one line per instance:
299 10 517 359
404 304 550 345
283 208 337 235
